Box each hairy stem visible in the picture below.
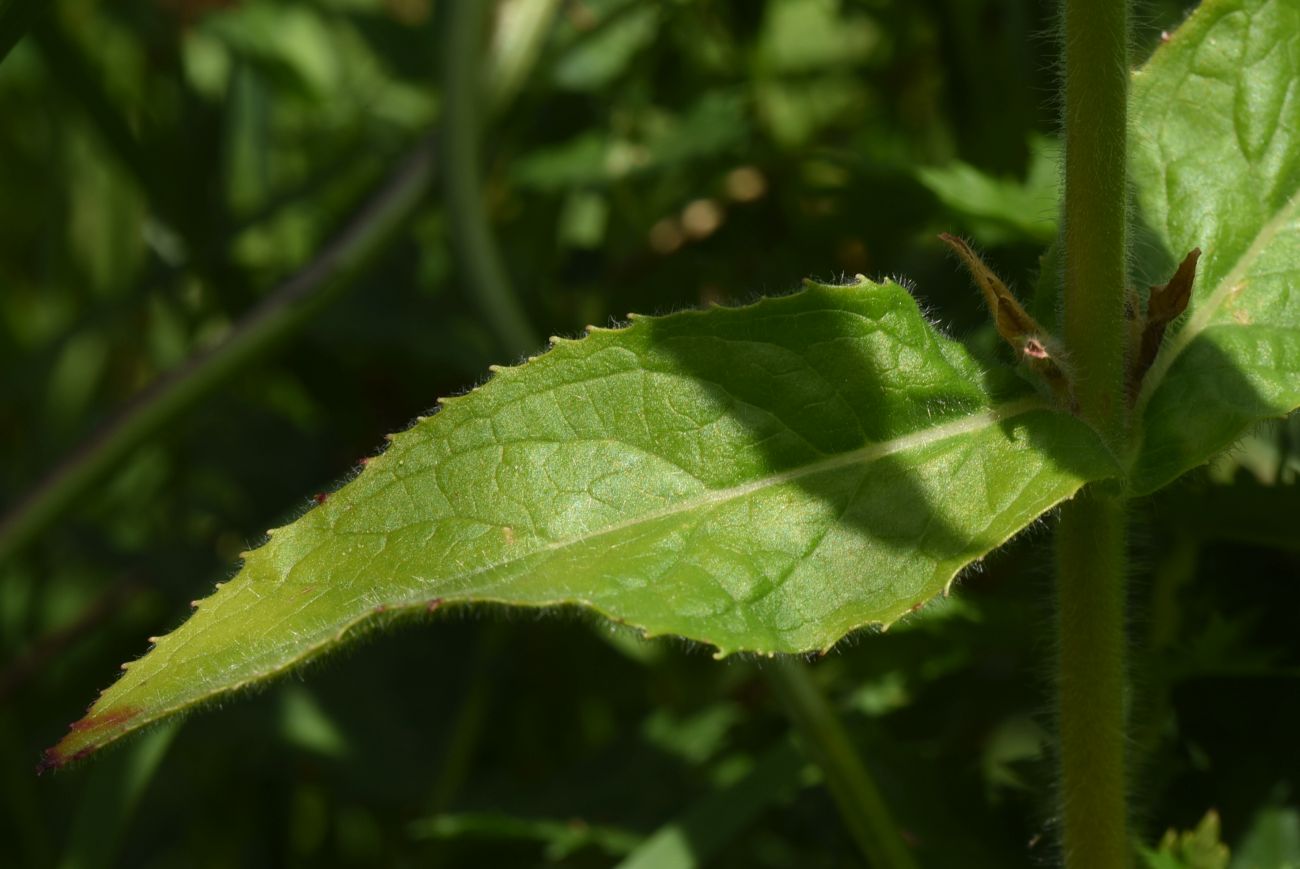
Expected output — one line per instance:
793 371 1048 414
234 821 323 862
1056 494 1129 867
1062 0 1130 443
1056 0 1132 865
769 660 919 869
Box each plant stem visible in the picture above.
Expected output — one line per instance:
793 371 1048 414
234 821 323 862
441 0 540 360
0 138 436 565
1062 0 1130 444
1055 494 1129 867
1056 0 1132 866
769 660 919 869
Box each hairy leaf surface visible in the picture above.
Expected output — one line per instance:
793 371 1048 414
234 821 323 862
1130 0 1300 494
49 279 1114 765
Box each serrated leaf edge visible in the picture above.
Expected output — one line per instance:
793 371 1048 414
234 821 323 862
48 275 1079 767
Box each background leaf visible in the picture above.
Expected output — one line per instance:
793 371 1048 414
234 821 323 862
1129 0 1300 494
915 135 1060 246
0 0 40 67
1232 804 1300 869
48 278 1114 764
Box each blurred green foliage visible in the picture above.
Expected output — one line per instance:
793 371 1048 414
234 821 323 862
2 0 1298 866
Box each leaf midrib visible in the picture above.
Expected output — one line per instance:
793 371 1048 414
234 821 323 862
437 396 1046 596
115 397 1048 709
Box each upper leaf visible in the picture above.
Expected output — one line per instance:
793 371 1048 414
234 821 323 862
1129 0 1300 494
47 278 1115 766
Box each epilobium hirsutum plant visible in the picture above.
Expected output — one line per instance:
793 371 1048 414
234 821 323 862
43 0 1300 865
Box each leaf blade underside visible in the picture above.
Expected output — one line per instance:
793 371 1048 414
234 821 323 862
49 278 1115 766
1129 0 1300 494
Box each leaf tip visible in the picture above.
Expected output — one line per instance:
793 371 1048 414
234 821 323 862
41 706 143 774
35 749 63 775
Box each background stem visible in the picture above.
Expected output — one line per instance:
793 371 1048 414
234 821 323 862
441 0 540 360
1056 0 1132 865
0 139 436 565
769 660 919 869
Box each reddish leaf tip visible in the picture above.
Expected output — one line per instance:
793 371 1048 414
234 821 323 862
35 749 61 775
41 707 141 774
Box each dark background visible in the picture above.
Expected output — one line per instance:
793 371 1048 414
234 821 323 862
2 1 1298 866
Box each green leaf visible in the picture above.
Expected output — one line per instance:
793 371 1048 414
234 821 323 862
1129 0 1300 495
916 135 1061 246
551 2 659 92
1141 810 1231 869
1232 804 1300 869
46 279 1115 765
